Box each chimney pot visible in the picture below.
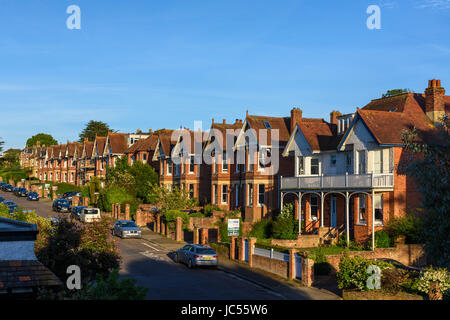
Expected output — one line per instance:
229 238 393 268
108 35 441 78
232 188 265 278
330 110 342 125
223 119 226 125
290 107 303 132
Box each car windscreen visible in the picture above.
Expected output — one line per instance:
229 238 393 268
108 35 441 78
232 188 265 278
196 248 216 254
119 222 137 228
84 209 99 215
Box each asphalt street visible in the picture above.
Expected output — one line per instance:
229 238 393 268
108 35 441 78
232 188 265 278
0 189 289 299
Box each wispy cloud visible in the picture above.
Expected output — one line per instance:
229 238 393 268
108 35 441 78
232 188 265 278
379 1 398 9
415 0 450 9
0 83 127 93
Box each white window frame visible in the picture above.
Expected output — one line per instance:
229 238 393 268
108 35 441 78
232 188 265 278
222 152 228 173
221 185 228 204
374 194 384 225
248 183 253 206
309 195 318 221
358 195 366 224
257 184 265 206
310 157 319 175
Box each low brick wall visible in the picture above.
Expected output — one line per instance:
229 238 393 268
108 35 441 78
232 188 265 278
189 217 218 230
271 235 321 248
325 244 427 275
252 254 289 279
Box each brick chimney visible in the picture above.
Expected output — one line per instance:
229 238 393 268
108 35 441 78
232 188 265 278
84 138 88 143
290 107 302 132
425 79 445 123
330 110 342 125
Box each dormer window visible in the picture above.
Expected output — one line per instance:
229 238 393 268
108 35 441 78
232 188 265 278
263 121 271 129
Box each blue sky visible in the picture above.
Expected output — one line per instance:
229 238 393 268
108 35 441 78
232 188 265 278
0 0 449 149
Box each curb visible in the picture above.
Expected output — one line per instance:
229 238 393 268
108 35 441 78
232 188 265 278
216 265 287 299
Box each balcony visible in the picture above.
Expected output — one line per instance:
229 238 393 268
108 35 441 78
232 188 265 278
280 173 394 191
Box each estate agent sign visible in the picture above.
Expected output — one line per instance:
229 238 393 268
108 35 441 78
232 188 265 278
227 219 240 236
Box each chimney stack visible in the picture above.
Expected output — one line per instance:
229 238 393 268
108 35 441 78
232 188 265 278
290 107 303 132
425 79 445 123
223 119 226 125
84 137 88 143
330 110 342 125
212 118 214 124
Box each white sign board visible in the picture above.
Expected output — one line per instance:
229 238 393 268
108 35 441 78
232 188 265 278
227 219 240 236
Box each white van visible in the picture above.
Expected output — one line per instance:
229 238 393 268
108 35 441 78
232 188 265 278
79 208 101 223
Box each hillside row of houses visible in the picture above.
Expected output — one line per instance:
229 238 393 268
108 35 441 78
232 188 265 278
20 79 449 243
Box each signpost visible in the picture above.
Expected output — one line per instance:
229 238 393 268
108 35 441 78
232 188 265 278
227 219 240 236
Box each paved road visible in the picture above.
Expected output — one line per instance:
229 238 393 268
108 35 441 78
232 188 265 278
0 189 287 299
0 189 56 218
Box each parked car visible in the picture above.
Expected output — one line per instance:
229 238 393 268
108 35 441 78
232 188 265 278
71 206 87 220
2 184 13 192
62 191 81 200
79 207 101 223
374 258 423 272
27 191 39 201
12 187 20 195
16 188 28 197
174 244 218 269
50 217 60 226
0 196 4 203
52 199 71 212
112 220 142 239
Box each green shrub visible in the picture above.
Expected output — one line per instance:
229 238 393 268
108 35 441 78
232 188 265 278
375 230 393 248
99 186 135 212
163 210 189 225
120 199 141 220
203 204 213 216
416 267 450 297
337 255 393 290
248 218 273 240
272 204 298 240
386 215 423 244
189 212 205 218
55 183 81 196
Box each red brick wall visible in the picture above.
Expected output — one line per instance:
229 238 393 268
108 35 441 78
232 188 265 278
252 254 289 279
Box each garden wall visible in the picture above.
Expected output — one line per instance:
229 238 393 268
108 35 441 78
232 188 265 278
324 244 426 275
251 255 289 279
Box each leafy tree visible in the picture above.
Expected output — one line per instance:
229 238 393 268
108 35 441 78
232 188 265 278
0 138 4 153
382 88 411 98
79 120 112 142
0 148 21 167
26 133 58 147
129 161 158 200
148 184 198 211
401 116 450 267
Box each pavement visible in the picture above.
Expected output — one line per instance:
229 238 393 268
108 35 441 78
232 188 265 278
139 228 341 300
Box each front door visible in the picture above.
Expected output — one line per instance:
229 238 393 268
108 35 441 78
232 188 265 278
330 196 337 228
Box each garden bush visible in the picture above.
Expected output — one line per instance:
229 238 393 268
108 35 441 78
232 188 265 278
271 203 298 240
416 267 450 298
375 230 393 248
337 255 393 290
386 215 423 244
248 218 273 240
99 186 135 212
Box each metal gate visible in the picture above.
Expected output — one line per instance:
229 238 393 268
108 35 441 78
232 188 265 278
295 254 302 279
244 240 249 262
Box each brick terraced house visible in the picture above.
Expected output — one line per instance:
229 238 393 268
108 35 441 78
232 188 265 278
280 79 449 245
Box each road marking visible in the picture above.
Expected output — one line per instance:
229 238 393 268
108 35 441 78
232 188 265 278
141 242 160 251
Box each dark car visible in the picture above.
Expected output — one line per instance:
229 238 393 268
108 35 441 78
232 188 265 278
12 187 20 195
52 199 71 212
3 184 13 192
71 206 87 220
16 188 28 197
62 191 81 200
374 258 423 272
0 196 4 203
112 220 142 239
27 191 39 201
174 244 218 269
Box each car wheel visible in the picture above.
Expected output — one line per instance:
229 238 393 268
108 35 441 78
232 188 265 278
174 253 179 263
188 259 194 269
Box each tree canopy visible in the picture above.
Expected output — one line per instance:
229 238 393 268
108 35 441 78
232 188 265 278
0 138 4 153
401 116 450 267
382 88 411 98
26 133 58 147
79 120 112 143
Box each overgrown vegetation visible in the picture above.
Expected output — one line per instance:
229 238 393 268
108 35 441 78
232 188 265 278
385 214 423 244
271 203 298 240
401 116 450 267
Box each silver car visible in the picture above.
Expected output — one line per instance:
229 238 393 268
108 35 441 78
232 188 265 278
112 220 142 239
174 244 218 268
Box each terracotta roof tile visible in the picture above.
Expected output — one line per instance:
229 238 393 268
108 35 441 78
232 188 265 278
95 137 107 157
0 260 62 290
296 119 339 151
246 115 292 143
108 133 128 154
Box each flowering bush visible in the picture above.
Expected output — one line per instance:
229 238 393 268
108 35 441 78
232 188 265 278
337 255 393 290
417 267 450 298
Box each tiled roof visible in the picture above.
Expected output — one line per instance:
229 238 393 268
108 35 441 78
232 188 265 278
67 142 78 157
0 260 62 290
84 141 94 158
296 119 339 151
246 115 292 143
209 121 243 148
357 108 436 145
445 96 450 114
126 134 159 153
156 130 176 156
95 137 107 157
108 133 128 154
